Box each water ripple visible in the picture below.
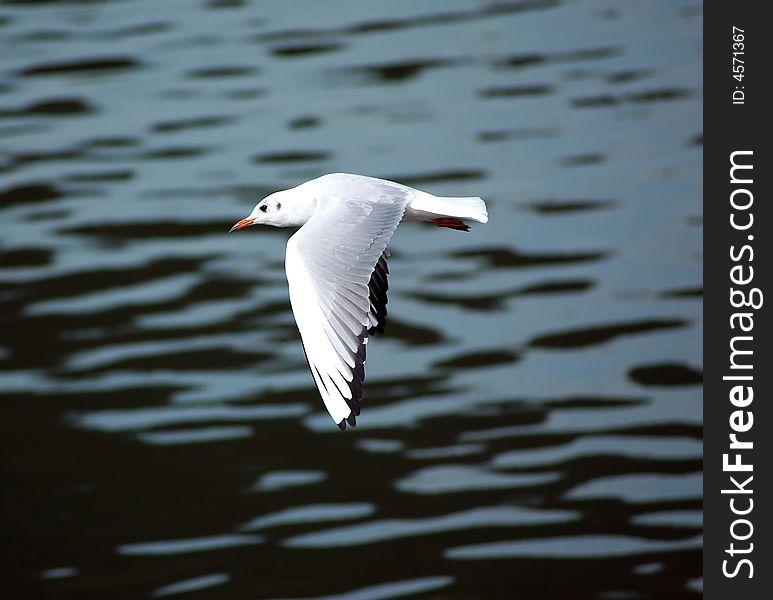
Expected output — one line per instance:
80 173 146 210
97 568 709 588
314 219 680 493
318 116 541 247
566 472 702 503
240 503 376 532
284 505 579 548
154 573 231 597
396 465 560 494
267 576 454 600
446 535 702 560
118 534 262 556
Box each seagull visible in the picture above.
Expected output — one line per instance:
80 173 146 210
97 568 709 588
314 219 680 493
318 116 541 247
231 173 487 430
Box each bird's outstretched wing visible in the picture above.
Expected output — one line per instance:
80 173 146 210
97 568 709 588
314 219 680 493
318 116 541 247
285 189 408 429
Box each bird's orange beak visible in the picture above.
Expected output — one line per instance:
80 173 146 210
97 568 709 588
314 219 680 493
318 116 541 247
229 217 255 233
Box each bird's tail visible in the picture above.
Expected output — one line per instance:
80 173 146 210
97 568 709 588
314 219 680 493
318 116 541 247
437 196 488 224
408 193 488 231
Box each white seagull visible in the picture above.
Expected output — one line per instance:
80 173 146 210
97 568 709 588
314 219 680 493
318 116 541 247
231 173 487 430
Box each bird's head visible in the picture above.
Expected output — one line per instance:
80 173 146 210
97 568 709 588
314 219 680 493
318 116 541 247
230 189 316 232
230 192 284 231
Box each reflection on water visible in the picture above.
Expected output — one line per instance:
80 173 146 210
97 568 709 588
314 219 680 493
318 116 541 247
1 0 701 598
118 534 263 557
154 574 231 598
445 534 702 560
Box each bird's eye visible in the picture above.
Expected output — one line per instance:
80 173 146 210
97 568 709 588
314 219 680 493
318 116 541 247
259 204 268 212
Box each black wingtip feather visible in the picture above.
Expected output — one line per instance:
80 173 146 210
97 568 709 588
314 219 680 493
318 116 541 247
367 251 390 335
337 411 358 430
343 327 366 425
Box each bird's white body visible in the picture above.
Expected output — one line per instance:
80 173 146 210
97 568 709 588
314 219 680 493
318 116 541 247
232 173 487 429
242 173 487 229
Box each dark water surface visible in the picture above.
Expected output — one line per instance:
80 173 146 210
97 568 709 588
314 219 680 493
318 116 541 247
1 1 702 598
